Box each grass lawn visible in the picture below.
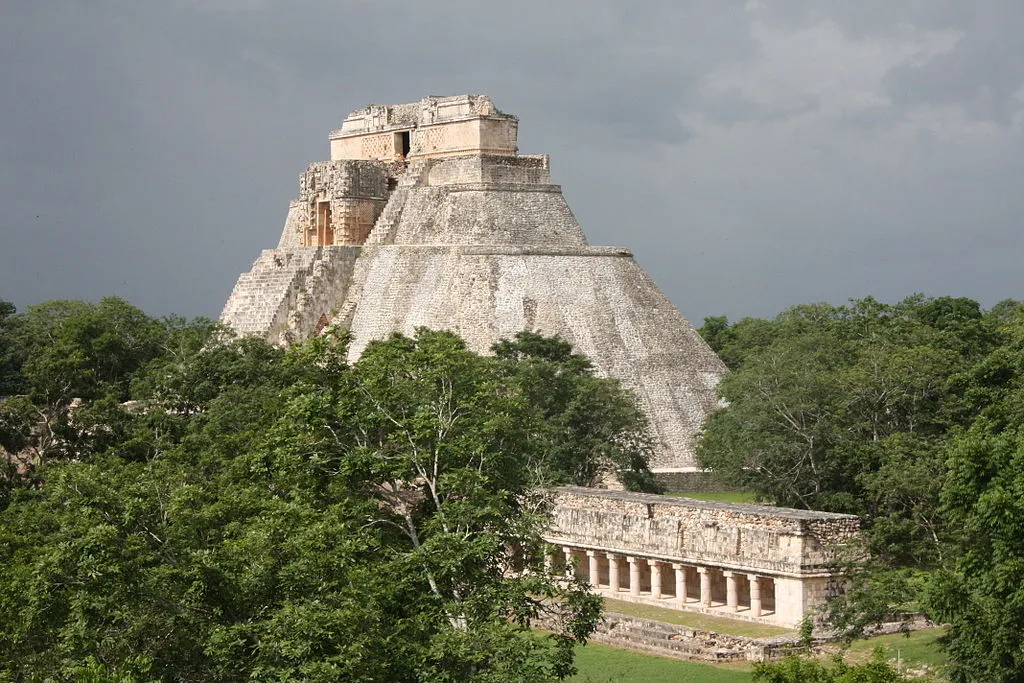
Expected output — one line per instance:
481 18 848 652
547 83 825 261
667 491 761 504
570 641 753 683
603 597 792 639
563 626 947 682
842 628 948 675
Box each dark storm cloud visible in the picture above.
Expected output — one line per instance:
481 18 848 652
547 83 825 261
883 2 1024 123
1 1 1022 325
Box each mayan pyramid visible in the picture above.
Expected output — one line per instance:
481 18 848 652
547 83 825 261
221 95 727 470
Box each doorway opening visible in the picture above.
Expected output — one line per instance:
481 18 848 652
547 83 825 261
396 131 411 159
316 200 333 245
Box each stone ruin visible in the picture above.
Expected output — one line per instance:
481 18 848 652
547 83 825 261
221 94 727 471
546 487 860 627
219 95 861 632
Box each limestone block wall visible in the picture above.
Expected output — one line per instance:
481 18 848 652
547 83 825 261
339 242 724 469
331 133 401 163
410 118 517 159
542 487 859 627
478 116 519 154
276 202 306 249
426 155 550 186
369 185 588 247
221 246 362 343
773 576 840 625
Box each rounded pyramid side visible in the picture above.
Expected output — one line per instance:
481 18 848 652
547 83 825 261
343 243 726 470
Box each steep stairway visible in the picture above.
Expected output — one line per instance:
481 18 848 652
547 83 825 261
220 248 320 337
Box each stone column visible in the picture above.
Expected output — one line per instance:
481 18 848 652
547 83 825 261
607 553 620 593
672 563 687 603
587 551 601 588
697 567 712 607
628 557 642 596
724 571 738 612
544 549 554 572
563 547 575 578
748 574 762 617
648 560 662 599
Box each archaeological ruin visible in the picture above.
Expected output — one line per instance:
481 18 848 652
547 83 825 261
220 95 859 628
546 487 859 627
221 94 727 472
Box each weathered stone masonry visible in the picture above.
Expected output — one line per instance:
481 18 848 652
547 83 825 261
221 94 728 470
219 94 862 630
545 487 859 627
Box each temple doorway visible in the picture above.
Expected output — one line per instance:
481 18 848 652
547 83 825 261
396 131 411 159
316 200 333 245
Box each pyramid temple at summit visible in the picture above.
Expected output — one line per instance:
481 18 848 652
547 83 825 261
221 95 727 471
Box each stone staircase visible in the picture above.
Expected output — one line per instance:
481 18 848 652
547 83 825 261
583 612 807 663
288 246 362 338
328 159 434 329
220 248 320 337
594 614 746 662
367 158 432 245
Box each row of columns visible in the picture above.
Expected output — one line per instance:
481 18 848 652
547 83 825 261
555 546 773 618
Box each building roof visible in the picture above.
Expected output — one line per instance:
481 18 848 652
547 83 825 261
554 486 859 521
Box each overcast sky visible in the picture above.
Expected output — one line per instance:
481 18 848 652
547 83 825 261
2 1 1022 324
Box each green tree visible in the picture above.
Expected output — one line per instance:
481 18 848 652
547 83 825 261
922 311 1024 682
0 298 20 396
753 652 905 683
696 296 1012 646
493 332 656 490
697 297 992 548
698 314 778 370
0 326 605 681
0 298 172 470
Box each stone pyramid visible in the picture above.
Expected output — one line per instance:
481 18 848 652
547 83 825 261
221 95 727 470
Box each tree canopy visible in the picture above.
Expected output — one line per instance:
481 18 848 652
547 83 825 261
0 299 655 681
698 296 1024 680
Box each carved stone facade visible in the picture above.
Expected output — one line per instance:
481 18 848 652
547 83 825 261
220 95 728 470
292 160 389 247
545 487 859 627
329 94 518 162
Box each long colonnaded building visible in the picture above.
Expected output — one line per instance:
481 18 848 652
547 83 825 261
221 94 726 472
546 487 859 627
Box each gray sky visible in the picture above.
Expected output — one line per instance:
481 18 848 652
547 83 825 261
2 1 1022 324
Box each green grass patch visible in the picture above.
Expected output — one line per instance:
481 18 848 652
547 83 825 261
603 597 792 638
563 625 947 682
843 628 948 674
569 641 753 682
667 491 761 504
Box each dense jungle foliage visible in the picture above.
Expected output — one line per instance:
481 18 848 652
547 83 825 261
0 297 656 682
4 293 1024 681
698 295 1024 683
